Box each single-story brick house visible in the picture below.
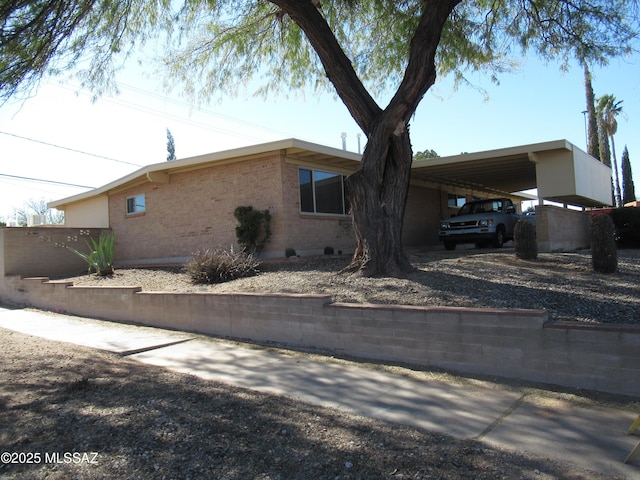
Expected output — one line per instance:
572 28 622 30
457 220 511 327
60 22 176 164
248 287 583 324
49 138 612 264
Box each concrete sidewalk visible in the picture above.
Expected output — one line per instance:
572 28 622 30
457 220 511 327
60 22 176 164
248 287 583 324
1 306 638 478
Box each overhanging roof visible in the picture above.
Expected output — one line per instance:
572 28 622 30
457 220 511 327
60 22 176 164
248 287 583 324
411 139 612 207
411 140 571 196
49 138 361 209
50 137 610 210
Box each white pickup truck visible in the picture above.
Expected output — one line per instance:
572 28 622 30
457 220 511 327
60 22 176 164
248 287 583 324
439 198 535 251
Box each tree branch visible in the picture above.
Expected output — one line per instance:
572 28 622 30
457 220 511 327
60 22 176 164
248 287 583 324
384 0 462 133
268 0 381 133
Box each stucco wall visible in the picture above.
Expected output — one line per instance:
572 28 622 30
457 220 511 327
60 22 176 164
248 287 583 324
2 275 639 398
63 195 110 228
536 205 591 252
536 147 613 207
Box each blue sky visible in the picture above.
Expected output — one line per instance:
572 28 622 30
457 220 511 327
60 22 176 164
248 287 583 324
0 53 638 220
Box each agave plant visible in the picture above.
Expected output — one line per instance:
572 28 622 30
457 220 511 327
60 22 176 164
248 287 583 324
68 231 115 276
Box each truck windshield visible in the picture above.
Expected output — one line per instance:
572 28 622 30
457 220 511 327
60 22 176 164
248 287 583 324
458 200 504 215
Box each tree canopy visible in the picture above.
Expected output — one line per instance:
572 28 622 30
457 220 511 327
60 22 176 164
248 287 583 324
2 0 639 275
2 1 638 104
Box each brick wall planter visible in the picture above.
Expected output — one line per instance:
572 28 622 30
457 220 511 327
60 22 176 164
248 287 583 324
1 274 638 397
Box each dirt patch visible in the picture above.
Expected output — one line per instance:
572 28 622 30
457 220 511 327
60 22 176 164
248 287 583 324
0 328 627 480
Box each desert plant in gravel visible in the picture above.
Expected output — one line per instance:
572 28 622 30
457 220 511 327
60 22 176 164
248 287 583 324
514 220 537 260
67 231 115 276
185 247 260 284
591 214 618 273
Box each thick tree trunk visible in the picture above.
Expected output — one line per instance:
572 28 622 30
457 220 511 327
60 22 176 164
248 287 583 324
272 0 460 276
346 126 414 277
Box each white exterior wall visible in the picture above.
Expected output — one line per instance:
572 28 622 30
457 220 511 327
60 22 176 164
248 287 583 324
62 195 110 228
536 147 612 206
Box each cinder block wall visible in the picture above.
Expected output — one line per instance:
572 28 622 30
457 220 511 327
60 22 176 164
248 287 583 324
2 275 638 397
536 205 591 252
0 227 111 278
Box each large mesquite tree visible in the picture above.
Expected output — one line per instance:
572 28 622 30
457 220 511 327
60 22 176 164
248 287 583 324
2 1 639 276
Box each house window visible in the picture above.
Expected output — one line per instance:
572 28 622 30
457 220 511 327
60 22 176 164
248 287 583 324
299 168 349 215
126 194 145 214
448 194 466 208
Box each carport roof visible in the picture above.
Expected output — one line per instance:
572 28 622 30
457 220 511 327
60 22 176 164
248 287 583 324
410 139 569 197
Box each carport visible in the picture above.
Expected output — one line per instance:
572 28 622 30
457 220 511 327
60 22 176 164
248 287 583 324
410 139 613 252
411 139 612 208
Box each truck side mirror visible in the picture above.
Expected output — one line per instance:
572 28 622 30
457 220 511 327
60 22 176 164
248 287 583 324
506 206 516 214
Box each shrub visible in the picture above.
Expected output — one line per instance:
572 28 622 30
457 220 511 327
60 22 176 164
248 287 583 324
285 247 297 258
67 231 115 276
591 214 617 273
234 206 272 254
609 207 640 248
185 247 260 284
324 246 334 255
514 220 537 260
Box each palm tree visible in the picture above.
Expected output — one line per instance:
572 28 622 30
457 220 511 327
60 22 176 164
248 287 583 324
597 95 624 207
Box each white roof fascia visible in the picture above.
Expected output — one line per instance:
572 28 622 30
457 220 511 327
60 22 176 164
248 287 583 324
412 139 573 169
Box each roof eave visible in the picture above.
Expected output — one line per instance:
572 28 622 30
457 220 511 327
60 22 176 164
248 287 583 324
48 138 361 209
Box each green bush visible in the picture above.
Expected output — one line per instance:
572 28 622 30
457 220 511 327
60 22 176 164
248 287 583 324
234 206 272 254
185 247 260 284
609 207 640 248
591 214 617 274
514 220 537 260
67 231 115 276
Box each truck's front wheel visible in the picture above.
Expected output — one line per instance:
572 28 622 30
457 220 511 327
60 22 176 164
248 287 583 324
493 227 505 248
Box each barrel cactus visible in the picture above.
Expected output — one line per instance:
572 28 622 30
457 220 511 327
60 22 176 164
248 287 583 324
591 214 617 274
514 219 537 260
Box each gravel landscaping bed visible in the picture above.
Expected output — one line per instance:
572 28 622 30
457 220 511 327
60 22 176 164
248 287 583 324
57 248 640 324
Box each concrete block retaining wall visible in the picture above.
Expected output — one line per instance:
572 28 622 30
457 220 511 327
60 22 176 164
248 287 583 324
2 274 639 398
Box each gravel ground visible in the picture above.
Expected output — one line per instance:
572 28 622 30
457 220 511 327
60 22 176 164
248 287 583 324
57 247 640 324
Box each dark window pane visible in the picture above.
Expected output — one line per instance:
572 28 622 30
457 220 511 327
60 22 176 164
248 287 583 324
314 171 343 214
299 169 314 212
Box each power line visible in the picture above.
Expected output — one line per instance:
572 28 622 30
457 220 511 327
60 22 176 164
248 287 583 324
116 82 294 138
54 81 296 142
0 173 94 189
0 130 142 167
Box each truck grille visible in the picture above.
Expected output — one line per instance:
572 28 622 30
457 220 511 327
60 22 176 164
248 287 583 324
450 220 479 228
